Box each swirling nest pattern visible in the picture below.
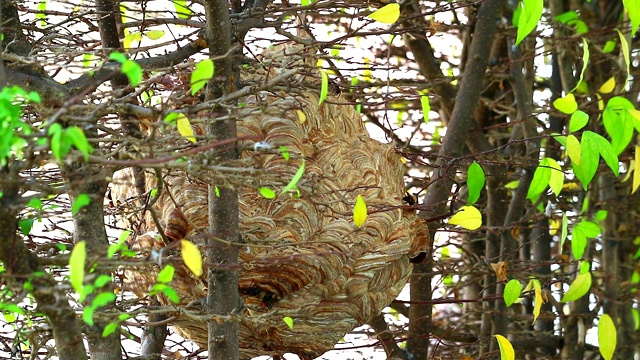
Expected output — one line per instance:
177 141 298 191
111 47 429 359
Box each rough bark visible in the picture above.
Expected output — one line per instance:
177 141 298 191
203 0 241 358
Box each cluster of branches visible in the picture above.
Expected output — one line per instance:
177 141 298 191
1 0 640 359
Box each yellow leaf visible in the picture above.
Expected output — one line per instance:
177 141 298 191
449 206 482 230
532 279 543 325
596 93 604 111
367 3 400 24
176 114 196 143
353 195 367 227
623 159 635 183
633 147 640 194
566 134 581 166
296 110 306 123
598 77 616 94
549 218 560 235
628 108 640 121
145 30 165 40
123 31 143 49
494 334 515 360
181 240 203 277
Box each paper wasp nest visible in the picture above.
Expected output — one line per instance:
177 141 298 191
111 46 429 359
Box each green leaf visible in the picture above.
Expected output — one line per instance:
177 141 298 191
102 322 119 337
65 126 94 161
69 241 86 295
494 334 515 360
173 0 193 18
72 194 91 215
83 305 95 326
121 60 142 87
569 110 589 132
281 160 305 194
449 206 482 230
633 308 640 330
572 131 599 187
92 291 116 308
603 96 635 155
503 279 522 307
319 70 328 105
27 198 43 210
419 91 431 124
571 38 589 92
595 210 608 221
616 29 630 89
353 195 367 227
598 313 616 360
561 272 591 302
283 316 294 329
367 3 400 24
553 93 578 114
515 0 543 46
162 286 180 303
18 218 34 235
466 162 485 204
259 187 276 199
603 39 617 54
504 180 519 189
579 260 590 275
527 159 552 200
587 132 618 176
280 146 290 161
560 212 569 249
157 265 175 284
623 0 640 36
191 59 214 95
94 274 112 288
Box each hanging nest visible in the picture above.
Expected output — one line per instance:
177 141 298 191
111 45 429 359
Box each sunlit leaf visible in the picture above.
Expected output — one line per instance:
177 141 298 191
515 0 543 45
561 271 591 302
72 194 91 215
598 313 616 360
571 38 589 92
569 110 589 132
283 316 294 329
449 206 482 230
173 0 193 19
599 77 616 94
259 187 276 199
467 162 485 204
616 29 630 89
176 113 196 143
123 31 143 49
634 147 640 194
623 0 640 36
546 158 564 196
572 131 599 187
603 96 635 155
121 60 142 87
102 322 118 337
281 160 305 194
66 126 94 161
69 241 86 295
181 240 203 277
560 212 569 249
191 59 214 95
532 278 543 325
587 131 619 176
494 334 515 360
579 260 590 275
503 279 522 307
419 91 431 124
566 134 581 165
319 70 328 105
553 93 578 114
527 158 551 200
367 3 400 24
353 195 367 227
603 39 617 54
157 265 175 283
92 291 116 308
145 30 165 40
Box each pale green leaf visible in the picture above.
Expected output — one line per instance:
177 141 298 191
561 272 591 302
553 93 578 114
571 38 589 92
527 159 551 200
569 110 589 132
176 113 196 143
634 147 640 194
560 212 569 250
367 3 400 24
449 206 482 230
623 0 640 36
157 265 175 283
515 0 543 45
466 162 485 204
69 241 86 295
173 0 193 19
419 91 431 124
503 279 522 307
123 31 143 49
145 30 165 40
598 313 616 360
283 316 294 329
319 70 328 105
587 131 619 176
494 334 515 360
616 29 630 89
191 59 214 95
281 160 305 194
566 134 581 165
259 187 276 199
181 240 203 277
546 158 564 196
353 195 367 227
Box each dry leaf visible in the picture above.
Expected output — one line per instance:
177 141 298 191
490 261 508 282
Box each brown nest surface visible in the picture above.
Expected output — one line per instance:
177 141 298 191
111 46 429 359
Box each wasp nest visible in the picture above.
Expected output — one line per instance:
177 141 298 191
111 46 428 359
